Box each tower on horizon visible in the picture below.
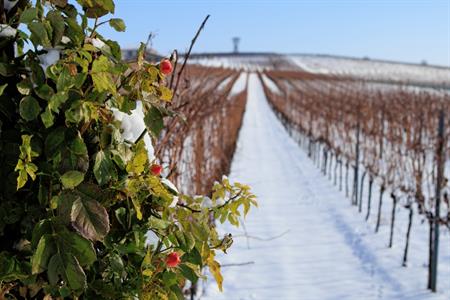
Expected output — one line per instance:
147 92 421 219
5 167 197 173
232 37 240 53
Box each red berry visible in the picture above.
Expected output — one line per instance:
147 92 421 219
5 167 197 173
166 252 181 268
150 164 163 176
160 59 173 75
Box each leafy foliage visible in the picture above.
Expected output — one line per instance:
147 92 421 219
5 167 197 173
0 0 256 298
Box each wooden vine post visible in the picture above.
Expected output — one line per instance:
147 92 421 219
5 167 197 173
353 106 361 206
430 109 445 292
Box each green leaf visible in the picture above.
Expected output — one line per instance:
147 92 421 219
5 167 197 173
170 285 185 300
93 150 116 186
144 106 164 137
41 107 55 128
183 247 202 266
66 18 84 46
45 127 65 156
47 253 86 291
0 252 29 282
57 67 74 92
61 171 85 189
32 234 55 274
162 271 177 287
184 232 195 252
49 0 68 7
74 72 87 89
17 80 31 95
70 135 87 156
20 7 38 24
35 84 55 101
36 227 94 290
19 96 41 121
91 56 116 93
31 219 53 249
47 10 65 47
109 18 126 32
70 194 110 241
48 91 69 113
0 63 13 76
77 0 115 18
0 83 7 96
105 39 122 60
179 264 198 284
28 22 51 47
29 60 46 85
59 230 96 266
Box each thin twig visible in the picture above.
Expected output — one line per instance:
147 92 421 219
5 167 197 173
176 192 242 214
89 17 98 38
0 0 5 24
239 216 251 249
233 230 290 241
221 261 255 267
169 49 178 89
177 203 201 213
134 15 210 144
216 191 242 210
143 32 154 60
173 15 210 99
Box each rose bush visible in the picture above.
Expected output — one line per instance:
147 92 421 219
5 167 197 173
0 0 256 299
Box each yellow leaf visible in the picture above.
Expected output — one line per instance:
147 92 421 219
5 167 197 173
16 169 28 190
131 197 143 220
147 66 159 81
126 140 148 175
25 162 38 180
159 86 173 102
83 44 97 52
147 176 172 204
142 269 153 277
207 251 223 292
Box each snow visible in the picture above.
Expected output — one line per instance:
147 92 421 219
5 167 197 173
0 24 17 38
217 76 233 91
190 54 292 72
289 55 450 87
199 74 450 300
261 74 282 95
229 72 248 96
3 0 18 11
39 49 60 70
112 101 155 161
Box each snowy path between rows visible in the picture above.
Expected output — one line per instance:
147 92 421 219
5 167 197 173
200 73 449 300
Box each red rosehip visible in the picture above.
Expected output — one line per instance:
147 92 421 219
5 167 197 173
150 164 162 176
166 252 181 268
160 59 173 75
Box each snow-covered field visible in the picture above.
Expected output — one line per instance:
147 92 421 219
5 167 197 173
198 73 450 300
289 55 450 87
190 54 293 71
191 53 450 88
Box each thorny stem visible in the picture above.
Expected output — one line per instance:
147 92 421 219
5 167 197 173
176 191 243 213
169 50 179 89
173 15 210 98
89 17 98 38
134 15 210 144
177 203 201 213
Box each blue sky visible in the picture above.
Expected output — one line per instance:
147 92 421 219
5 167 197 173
98 0 450 66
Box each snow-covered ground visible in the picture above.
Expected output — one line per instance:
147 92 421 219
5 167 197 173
199 73 450 300
229 72 248 96
190 54 293 71
191 53 450 88
289 55 450 87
